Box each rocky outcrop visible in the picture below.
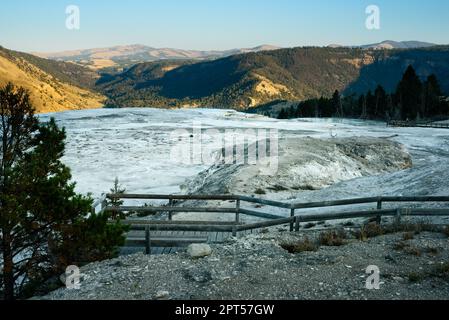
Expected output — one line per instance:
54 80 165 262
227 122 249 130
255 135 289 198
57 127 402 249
185 137 412 197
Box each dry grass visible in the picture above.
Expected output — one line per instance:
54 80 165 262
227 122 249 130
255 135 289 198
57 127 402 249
393 240 421 256
280 237 318 253
352 221 443 242
318 229 347 247
407 262 449 283
393 241 408 251
353 222 384 241
0 55 105 113
393 241 440 257
402 232 415 241
404 246 422 257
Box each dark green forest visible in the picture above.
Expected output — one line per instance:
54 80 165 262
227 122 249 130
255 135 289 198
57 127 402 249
276 66 449 121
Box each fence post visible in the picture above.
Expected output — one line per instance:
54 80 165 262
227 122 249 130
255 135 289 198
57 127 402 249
295 216 301 232
145 226 151 255
232 225 237 237
290 209 295 232
235 199 241 223
168 197 173 221
376 198 382 224
395 208 402 226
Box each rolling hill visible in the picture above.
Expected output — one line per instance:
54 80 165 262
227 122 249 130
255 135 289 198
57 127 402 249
33 44 281 71
97 45 449 110
360 40 437 50
0 46 105 113
329 40 437 50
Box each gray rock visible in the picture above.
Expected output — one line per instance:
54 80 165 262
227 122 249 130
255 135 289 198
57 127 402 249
155 290 170 300
187 244 212 258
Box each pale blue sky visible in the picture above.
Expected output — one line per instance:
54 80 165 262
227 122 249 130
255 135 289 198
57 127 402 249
1 0 449 52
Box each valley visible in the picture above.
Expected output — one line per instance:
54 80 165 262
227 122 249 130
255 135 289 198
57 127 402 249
2 43 449 113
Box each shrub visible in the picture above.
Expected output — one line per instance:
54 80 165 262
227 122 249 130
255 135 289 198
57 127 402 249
394 241 421 256
425 247 440 256
318 229 347 246
402 232 415 241
408 272 422 283
393 241 408 251
354 222 383 241
254 188 266 195
404 246 422 257
280 237 318 253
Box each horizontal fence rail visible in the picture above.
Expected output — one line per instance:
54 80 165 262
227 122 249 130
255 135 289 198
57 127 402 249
106 193 239 201
387 120 449 129
105 206 237 214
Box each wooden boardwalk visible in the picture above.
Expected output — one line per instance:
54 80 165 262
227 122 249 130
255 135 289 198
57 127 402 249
122 229 259 255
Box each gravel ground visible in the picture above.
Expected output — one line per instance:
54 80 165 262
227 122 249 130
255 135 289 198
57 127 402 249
37 228 449 300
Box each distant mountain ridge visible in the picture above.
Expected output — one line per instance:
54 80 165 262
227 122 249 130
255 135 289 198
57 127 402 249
33 41 439 71
33 44 281 70
97 45 449 110
360 40 437 50
329 40 437 50
2 42 449 113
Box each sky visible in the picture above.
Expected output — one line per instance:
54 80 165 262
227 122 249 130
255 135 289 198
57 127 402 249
1 0 449 53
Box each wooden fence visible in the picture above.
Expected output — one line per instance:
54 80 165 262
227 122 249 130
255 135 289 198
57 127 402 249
387 120 449 129
92 194 449 253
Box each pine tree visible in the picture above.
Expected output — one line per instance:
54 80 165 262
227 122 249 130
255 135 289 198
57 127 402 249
0 83 127 300
0 83 38 300
107 177 127 220
374 85 388 119
358 94 366 119
365 90 376 119
277 109 288 119
332 90 343 117
396 65 423 120
424 74 443 117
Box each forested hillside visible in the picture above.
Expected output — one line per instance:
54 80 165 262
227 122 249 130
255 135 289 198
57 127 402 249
97 46 449 110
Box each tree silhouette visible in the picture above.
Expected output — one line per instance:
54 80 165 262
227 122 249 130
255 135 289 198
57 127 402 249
396 65 422 120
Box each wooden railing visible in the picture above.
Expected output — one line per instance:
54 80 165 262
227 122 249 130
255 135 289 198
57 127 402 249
92 194 449 254
387 120 449 129
94 194 449 233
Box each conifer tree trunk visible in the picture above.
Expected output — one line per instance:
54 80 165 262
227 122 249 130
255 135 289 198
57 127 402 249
2 230 14 300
